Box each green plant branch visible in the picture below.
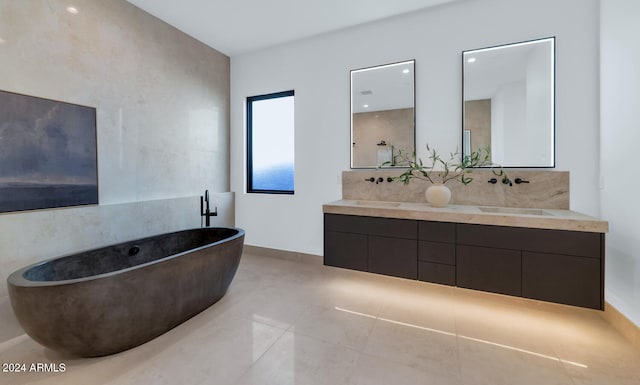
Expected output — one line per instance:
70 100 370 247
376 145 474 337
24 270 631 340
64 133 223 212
381 144 508 186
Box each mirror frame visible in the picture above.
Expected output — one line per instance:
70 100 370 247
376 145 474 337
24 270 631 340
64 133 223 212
350 59 416 169
462 37 556 168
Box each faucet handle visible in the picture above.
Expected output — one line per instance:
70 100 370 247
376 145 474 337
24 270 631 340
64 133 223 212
488 178 497 184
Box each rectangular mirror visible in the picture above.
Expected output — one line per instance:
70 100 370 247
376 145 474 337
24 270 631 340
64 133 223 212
463 37 555 167
351 60 415 168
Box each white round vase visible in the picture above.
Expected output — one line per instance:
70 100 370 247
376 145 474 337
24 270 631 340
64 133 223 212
425 184 451 208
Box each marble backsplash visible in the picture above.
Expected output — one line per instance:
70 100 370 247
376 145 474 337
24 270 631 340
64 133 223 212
343 170 569 209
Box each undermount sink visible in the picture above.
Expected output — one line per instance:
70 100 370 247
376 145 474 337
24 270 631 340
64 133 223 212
479 207 553 216
353 201 401 208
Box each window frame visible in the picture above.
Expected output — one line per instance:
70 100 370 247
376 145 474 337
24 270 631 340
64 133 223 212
246 90 295 195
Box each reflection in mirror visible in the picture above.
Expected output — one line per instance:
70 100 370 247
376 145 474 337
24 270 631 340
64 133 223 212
463 37 555 167
351 60 415 168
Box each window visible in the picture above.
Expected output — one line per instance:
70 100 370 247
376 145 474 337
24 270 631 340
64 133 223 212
246 90 295 194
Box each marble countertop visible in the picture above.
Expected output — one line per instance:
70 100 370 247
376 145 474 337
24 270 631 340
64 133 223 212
323 200 608 233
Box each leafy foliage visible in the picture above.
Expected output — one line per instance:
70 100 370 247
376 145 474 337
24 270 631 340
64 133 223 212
382 144 508 185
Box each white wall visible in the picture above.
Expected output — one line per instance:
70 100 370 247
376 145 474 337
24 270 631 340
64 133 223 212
231 0 600 255
0 0 231 341
600 0 640 326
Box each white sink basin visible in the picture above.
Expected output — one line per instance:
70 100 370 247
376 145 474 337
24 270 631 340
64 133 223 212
353 201 401 208
479 207 553 216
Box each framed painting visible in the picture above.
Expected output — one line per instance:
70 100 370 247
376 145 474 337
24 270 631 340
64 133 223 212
0 90 98 213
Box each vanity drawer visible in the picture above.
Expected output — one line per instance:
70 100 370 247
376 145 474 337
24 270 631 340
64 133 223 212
457 223 602 258
418 261 455 286
324 214 417 239
418 241 455 265
418 221 455 243
324 214 371 234
366 217 417 239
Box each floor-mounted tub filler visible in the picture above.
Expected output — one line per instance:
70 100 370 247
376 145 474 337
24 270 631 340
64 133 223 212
7 227 244 357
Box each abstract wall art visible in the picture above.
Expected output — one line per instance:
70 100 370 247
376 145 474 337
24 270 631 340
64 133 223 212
0 90 98 213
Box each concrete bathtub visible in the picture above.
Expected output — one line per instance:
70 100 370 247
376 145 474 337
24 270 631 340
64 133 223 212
7 227 244 357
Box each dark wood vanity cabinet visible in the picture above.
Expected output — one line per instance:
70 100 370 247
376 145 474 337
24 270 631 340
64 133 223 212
456 224 604 309
324 214 417 279
324 214 605 309
522 252 601 309
418 221 456 286
456 245 522 296
324 231 368 272
369 236 416 279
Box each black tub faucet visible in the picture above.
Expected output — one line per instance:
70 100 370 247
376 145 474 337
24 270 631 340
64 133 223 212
200 190 218 227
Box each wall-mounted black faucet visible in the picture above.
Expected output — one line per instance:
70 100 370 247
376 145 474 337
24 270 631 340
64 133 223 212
365 177 391 184
514 178 530 184
200 190 218 227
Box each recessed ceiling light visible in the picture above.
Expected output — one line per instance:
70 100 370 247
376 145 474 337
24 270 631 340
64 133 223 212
363 104 369 108
467 57 476 63
0 38 5 44
402 68 410 74
66 6 79 14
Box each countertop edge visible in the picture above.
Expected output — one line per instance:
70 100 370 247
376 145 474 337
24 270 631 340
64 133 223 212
323 201 609 233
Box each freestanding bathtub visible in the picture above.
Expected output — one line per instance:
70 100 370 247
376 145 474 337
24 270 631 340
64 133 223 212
7 227 244 357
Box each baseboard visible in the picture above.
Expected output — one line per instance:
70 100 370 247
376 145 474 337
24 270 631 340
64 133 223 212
243 245 322 265
603 301 640 350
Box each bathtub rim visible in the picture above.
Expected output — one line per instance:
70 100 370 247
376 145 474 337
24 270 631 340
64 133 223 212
7 226 245 288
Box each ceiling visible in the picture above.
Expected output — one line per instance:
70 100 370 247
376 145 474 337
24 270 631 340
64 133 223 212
352 60 415 113
126 0 459 56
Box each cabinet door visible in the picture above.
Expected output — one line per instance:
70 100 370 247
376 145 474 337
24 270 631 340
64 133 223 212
523 252 602 309
368 236 417 279
324 231 367 272
457 245 522 296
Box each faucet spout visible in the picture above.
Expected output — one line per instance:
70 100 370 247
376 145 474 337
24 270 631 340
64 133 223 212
200 190 218 227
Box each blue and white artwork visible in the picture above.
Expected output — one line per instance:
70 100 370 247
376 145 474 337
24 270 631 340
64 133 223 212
0 90 98 213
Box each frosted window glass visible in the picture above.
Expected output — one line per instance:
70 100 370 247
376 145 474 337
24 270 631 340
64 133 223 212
247 91 294 193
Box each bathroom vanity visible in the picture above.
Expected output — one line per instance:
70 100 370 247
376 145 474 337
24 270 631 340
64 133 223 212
323 200 607 310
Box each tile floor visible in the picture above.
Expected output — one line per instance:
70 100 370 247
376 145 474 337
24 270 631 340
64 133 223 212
1 251 639 385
